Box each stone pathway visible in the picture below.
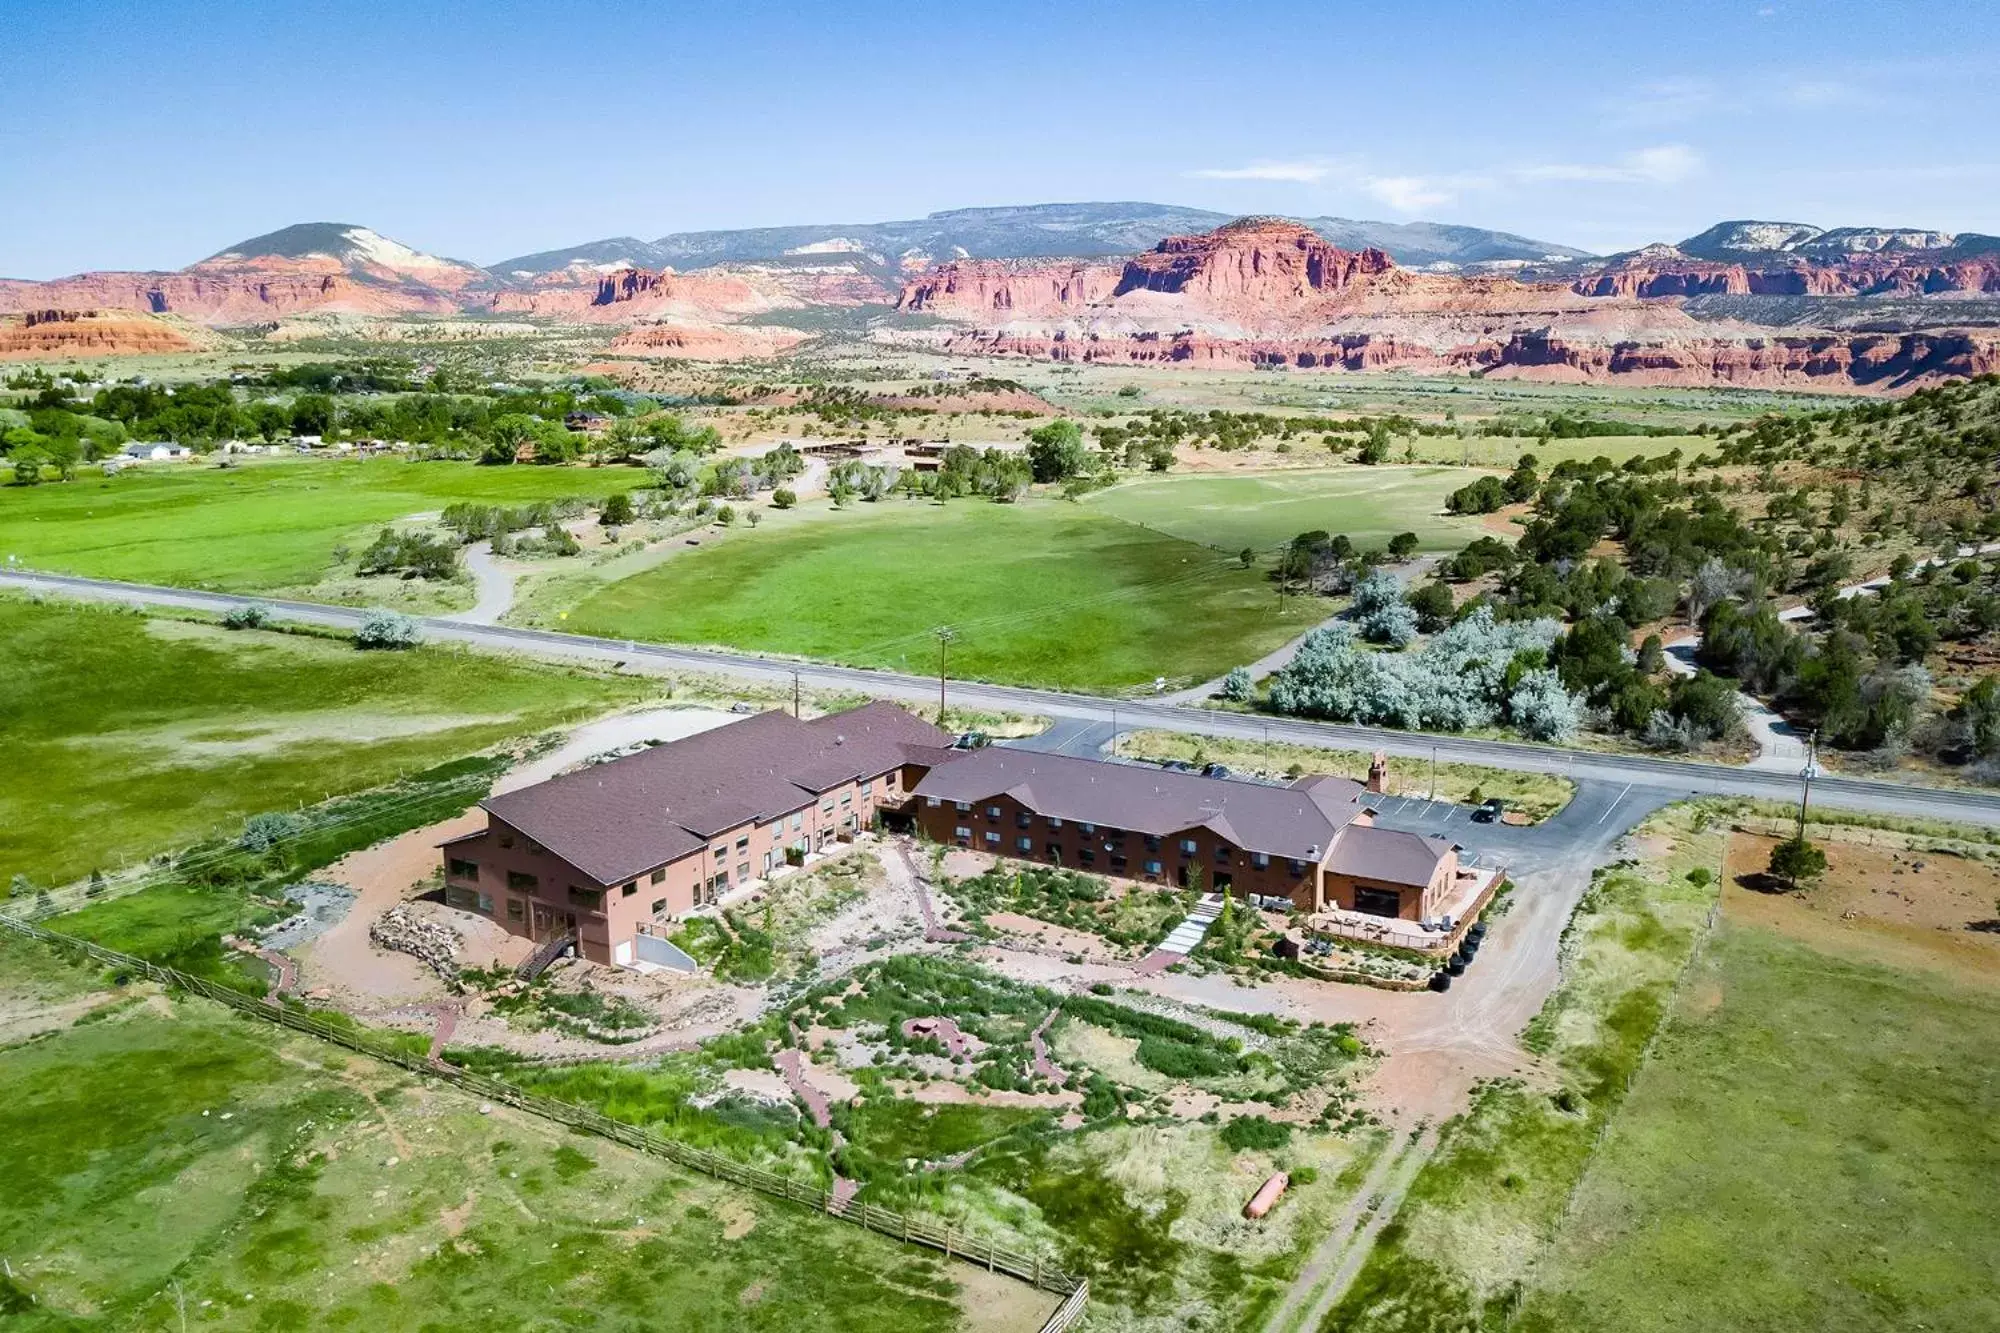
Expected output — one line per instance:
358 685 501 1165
1029 1008 1065 1083
895 843 970 943
444 542 517 626
426 1003 460 1067
1134 893 1225 973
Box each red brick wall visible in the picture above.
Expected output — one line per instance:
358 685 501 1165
442 766 914 964
914 792 1320 906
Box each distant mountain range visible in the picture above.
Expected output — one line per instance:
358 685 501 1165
489 202 1593 276
2 206 1996 391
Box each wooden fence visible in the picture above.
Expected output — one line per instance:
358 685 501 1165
0 912 1088 1319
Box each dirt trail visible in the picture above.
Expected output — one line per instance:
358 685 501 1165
1266 1127 1439 1333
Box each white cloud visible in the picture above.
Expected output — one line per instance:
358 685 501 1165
1360 175 1459 213
1518 144 1704 186
1186 145 1703 216
1188 160 1336 184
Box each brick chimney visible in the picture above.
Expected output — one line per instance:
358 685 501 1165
1366 750 1388 795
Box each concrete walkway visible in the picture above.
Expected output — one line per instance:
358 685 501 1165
444 542 516 626
1134 893 1225 974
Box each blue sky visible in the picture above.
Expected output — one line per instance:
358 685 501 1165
2 0 1993 277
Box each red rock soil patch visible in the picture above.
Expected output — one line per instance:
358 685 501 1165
1724 831 2000 988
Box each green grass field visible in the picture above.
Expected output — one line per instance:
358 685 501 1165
0 963 1040 1331
1512 922 2000 1333
0 454 641 593
561 497 1321 691
0 597 648 886
1082 467 1483 555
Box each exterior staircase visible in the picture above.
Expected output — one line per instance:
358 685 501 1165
1135 893 1227 975
516 931 576 981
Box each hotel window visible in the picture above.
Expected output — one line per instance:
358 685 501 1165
862 781 873 797
475 892 494 915
1080 822 1096 835
1016 812 1032 828
1145 859 1163 876
651 898 667 915
1047 816 1062 829
954 826 971 840
1180 838 1198 855
984 831 1000 846
736 835 750 850
506 870 538 891
987 805 1002 819
954 801 971 812
926 797 942 808
1145 834 1161 852
792 812 804 829
714 846 727 860
1017 836 1033 852
1288 860 1306 876
506 898 525 923
448 858 479 881
567 886 602 909
737 862 751 882
1111 854 1128 871
1215 845 1233 863
650 867 666 885
1078 847 1096 864
822 797 834 813
1252 852 1270 869
622 881 637 897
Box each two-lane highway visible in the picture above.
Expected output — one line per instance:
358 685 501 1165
12 567 2000 828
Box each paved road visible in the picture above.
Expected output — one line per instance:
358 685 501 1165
12 567 2000 828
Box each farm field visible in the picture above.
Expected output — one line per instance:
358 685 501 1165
559 496 1322 691
0 454 642 593
0 957 1043 1333
1323 812 2000 1333
0 596 649 887
1511 919 2000 1333
1082 467 1482 555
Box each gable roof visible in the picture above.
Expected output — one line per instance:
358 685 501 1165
1325 823 1455 886
912 749 1370 863
481 703 950 885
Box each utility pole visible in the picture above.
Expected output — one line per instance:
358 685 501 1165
1796 728 1820 840
792 669 801 718
1110 705 1118 757
933 625 956 725
1429 744 1437 802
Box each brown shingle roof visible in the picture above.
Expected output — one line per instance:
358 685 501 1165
1325 824 1455 886
913 750 1369 863
481 704 950 885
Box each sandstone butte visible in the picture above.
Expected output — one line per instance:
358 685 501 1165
0 309 209 359
6 215 1998 388
890 218 2000 393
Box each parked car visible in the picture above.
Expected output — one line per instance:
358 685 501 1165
729 701 756 714
1201 762 1231 779
1161 760 1196 773
1471 796 1507 823
954 731 991 750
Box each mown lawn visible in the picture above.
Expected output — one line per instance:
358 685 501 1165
0 596 648 886
0 969 1028 1332
563 497 1320 691
0 453 640 592
1082 467 1483 555
1512 923 2000 1333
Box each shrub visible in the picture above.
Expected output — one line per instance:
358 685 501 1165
1220 1115 1292 1152
1135 1034 1238 1079
599 491 635 526
1220 666 1255 702
221 603 272 630
354 610 421 650
239 811 304 853
770 487 797 510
